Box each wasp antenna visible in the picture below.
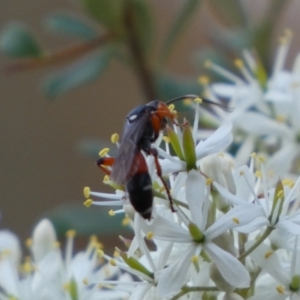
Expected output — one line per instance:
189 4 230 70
165 94 199 105
166 94 233 112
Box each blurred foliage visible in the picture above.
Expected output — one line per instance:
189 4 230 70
0 0 291 234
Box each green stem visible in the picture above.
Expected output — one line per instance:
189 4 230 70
123 1 157 101
238 227 274 261
171 286 219 300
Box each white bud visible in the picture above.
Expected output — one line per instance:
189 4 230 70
32 219 56 262
210 262 234 292
213 232 236 256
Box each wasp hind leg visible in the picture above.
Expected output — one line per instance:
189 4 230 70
151 148 177 213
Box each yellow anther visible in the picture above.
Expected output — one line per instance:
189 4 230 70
234 59 244 68
168 104 175 111
191 256 199 263
66 229 76 238
206 178 213 185
284 28 293 38
218 152 224 157
146 231 154 240
103 175 110 183
83 186 90 198
276 285 285 294
250 152 257 158
159 186 166 193
204 60 211 68
277 190 284 198
232 217 240 224
264 251 273 259
198 76 210 85
239 170 245 176
194 97 203 104
54 241 60 249
114 250 120 257
95 242 104 249
25 238 32 248
99 148 109 157
276 115 286 122
163 136 170 143
84 199 93 207
109 259 117 266
82 278 88 285
108 209 115 216
183 98 192 105
111 133 119 144
258 155 265 163
98 283 103 289
22 257 33 273
97 249 104 257
282 178 292 186
63 283 70 291
289 181 295 188
122 216 131 226
255 171 262 178
90 235 98 243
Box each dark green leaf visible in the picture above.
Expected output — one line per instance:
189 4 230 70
44 49 112 99
80 0 125 34
0 22 42 58
46 13 97 40
207 0 247 27
159 0 203 65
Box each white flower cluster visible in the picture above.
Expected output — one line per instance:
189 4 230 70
0 219 132 300
2 30 300 300
83 31 300 299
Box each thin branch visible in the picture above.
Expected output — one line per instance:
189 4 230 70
4 33 113 73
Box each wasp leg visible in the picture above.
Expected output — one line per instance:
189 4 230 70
151 148 176 213
96 157 115 176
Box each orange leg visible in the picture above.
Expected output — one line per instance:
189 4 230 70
96 157 115 176
151 148 176 213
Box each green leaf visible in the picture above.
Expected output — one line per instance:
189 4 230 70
207 0 247 27
47 203 131 236
0 22 42 58
80 0 125 34
159 0 203 65
46 13 97 40
44 49 112 99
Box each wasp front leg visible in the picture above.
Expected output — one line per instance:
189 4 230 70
150 148 177 213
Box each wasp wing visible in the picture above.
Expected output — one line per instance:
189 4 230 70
110 112 150 185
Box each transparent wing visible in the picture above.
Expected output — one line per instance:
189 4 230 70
110 112 150 185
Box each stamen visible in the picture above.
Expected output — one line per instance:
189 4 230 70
276 285 285 294
99 148 109 157
264 251 273 259
198 76 210 85
204 60 244 84
83 186 90 198
111 133 119 144
232 217 240 224
84 199 92 207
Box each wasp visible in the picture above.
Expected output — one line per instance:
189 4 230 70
97 95 227 220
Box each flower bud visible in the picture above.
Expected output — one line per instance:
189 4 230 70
200 153 236 210
213 232 236 256
210 262 234 292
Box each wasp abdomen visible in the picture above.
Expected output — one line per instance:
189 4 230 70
126 172 153 220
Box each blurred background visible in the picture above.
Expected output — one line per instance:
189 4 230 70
1 0 300 245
